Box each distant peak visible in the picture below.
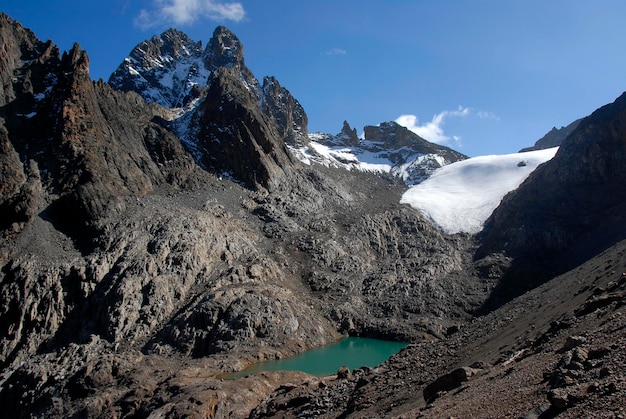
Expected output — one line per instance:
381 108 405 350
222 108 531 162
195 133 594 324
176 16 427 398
161 27 190 39
339 121 359 146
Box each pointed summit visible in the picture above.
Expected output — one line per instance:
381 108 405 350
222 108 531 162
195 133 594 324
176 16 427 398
204 26 245 71
132 28 202 71
109 26 258 108
338 120 359 146
109 28 208 107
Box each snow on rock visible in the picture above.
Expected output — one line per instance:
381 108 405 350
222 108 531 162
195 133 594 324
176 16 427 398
292 129 465 184
400 147 559 234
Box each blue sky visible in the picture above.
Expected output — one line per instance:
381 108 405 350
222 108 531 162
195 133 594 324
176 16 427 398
3 0 626 156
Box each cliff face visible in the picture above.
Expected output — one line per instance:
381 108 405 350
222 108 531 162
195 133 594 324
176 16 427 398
189 66 299 191
0 15 199 239
476 92 626 307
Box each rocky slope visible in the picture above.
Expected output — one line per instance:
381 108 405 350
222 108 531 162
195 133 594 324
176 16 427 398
1 12 625 418
249 235 626 418
478 91 626 307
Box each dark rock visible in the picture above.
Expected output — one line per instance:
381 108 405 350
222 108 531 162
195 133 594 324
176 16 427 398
481 92 626 259
547 389 569 410
260 76 309 146
575 290 626 317
362 121 466 167
337 366 351 379
561 335 587 352
523 403 551 419
519 118 582 152
191 66 298 191
423 367 480 403
338 120 359 146
478 92 626 308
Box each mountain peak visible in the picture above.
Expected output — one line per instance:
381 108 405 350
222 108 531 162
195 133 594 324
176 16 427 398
339 120 359 146
109 26 253 108
204 25 245 71
109 28 208 108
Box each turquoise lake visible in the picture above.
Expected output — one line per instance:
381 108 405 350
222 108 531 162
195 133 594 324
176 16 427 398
224 337 409 379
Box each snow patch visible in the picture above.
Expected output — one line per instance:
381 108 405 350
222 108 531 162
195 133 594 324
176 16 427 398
400 147 559 234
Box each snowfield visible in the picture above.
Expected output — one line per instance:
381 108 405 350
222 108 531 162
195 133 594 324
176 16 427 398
400 147 559 234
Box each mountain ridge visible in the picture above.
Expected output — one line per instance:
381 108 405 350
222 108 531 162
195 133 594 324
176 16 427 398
1 13 625 418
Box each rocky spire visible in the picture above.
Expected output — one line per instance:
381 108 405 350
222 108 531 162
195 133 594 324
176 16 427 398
338 120 359 146
204 26 245 70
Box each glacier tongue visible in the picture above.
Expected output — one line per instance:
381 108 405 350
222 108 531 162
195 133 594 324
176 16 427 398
401 147 559 234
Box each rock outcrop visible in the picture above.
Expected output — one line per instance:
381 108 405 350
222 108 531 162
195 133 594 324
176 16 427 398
260 76 309 147
189 66 299 191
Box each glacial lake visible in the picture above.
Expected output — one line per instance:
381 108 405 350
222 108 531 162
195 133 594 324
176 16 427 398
224 337 409 379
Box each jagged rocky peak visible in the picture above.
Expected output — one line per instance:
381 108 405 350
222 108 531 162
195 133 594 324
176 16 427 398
0 15 203 239
205 25 245 71
109 25 261 108
62 42 90 75
108 24 307 190
0 13 60 107
190 66 298 191
137 28 202 70
363 121 467 162
260 75 309 146
364 121 414 148
109 28 210 107
338 120 359 146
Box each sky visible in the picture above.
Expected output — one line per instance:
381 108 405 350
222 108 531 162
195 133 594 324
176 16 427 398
3 0 626 156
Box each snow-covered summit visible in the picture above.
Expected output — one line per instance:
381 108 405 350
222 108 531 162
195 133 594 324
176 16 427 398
400 147 559 234
290 121 468 185
108 26 258 109
108 28 210 108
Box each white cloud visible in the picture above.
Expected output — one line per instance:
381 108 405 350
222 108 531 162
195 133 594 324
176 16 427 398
135 0 245 29
324 48 347 56
477 110 499 120
395 106 470 146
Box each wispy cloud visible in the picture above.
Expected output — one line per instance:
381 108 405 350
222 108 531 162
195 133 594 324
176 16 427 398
477 110 499 121
324 48 347 56
395 106 470 146
135 0 245 29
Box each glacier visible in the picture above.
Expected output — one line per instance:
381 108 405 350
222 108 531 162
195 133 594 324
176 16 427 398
400 147 559 234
